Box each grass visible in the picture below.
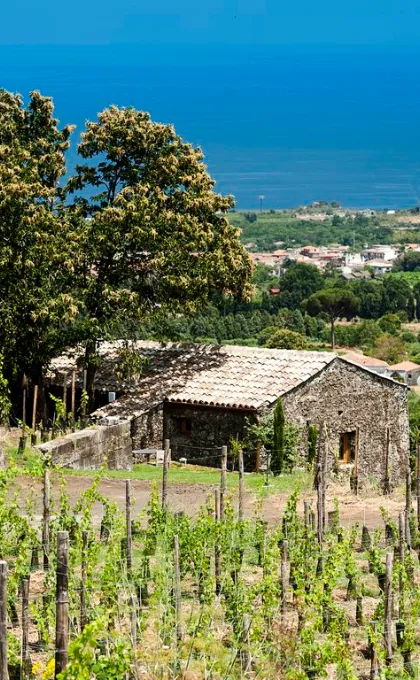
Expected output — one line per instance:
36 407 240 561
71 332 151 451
6 443 312 496
64 462 312 495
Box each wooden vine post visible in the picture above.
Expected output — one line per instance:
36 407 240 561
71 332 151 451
369 621 379 680
162 439 170 511
220 445 227 522
55 531 69 679
42 468 50 571
71 370 76 426
32 385 38 434
62 372 67 417
21 577 31 679
0 561 8 680
126 480 132 575
80 530 88 631
405 469 412 551
238 449 244 522
384 552 393 667
214 488 221 595
417 443 420 532
173 535 182 642
281 539 288 618
384 426 390 494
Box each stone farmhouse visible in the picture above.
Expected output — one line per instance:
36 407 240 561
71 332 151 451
46 341 409 489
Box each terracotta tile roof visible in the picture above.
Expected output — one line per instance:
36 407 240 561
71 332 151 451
342 352 389 368
390 361 420 371
49 342 335 413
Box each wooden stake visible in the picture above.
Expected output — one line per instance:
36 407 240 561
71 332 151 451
32 385 38 433
214 488 221 595
255 443 261 473
71 371 76 423
80 530 88 631
161 439 170 511
130 593 138 649
370 621 379 680
405 469 412 551
384 552 393 666
23 382 27 435
281 539 288 618
241 613 251 672
238 449 244 522
220 445 227 522
417 443 420 532
356 596 363 626
21 577 31 679
353 426 359 495
304 500 311 533
173 535 182 642
126 480 132 575
0 562 8 680
384 427 390 494
55 531 69 679
62 373 67 415
42 469 50 571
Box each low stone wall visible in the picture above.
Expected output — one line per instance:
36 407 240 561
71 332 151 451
35 421 133 470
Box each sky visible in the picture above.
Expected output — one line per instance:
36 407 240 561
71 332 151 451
1 0 420 48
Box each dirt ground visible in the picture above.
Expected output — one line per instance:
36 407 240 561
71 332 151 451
13 473 407 530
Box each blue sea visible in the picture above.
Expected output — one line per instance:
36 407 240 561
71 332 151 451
2 44 420 210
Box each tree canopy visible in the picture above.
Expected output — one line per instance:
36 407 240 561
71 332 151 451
305 289 360 349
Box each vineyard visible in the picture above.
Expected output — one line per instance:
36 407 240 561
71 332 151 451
0 446 420 679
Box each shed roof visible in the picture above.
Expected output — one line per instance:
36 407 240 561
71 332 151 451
49 341 336 413
389 361 420 371
342 352 389 368
49 341 405 419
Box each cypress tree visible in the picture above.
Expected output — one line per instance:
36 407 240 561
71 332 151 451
272 399 285 475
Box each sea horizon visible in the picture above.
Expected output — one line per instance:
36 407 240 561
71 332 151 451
2 43 420 211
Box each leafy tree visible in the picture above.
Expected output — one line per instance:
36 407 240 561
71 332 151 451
0 90 77 397
381 277 413 318
67 106 253 401
373 333 406 364
349 280 383 319
305 289 360 349
272 399 285 475
392 251 420 272
265 329 308 350
278 263 324 309
378 313 402 335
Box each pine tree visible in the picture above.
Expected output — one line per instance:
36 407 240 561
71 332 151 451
272 399 285 475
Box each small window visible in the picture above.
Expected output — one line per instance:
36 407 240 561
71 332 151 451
339 431 356 464
179 417 192 437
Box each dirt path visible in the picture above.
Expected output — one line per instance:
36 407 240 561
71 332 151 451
13 474 407 529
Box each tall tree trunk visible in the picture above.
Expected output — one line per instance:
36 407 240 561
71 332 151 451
330 317 335 350
84 341 98 413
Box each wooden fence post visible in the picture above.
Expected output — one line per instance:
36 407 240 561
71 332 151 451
42 468 50 571
173 535 182 642
21 577 31 679
162 439 170 511
80 530 88 631
32 385 38 434
220 446 227 522
240 613 251 672
281 539 288 619
370 621 379 680
238 449 244 522
417 443 420 532
0 562 8 680
384 552 393 667
126 480 132 575
55 531 69 679
62 373 67 417
71 371 76 425
384 427 390 494
214 488 221 595
405 470 412 551
130 593 138 649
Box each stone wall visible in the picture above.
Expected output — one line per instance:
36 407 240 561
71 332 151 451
35 421 133 470
163 402 258 467
132 405 164 452
282 358 409 489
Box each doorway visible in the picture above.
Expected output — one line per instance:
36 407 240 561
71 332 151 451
339 431 356 464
